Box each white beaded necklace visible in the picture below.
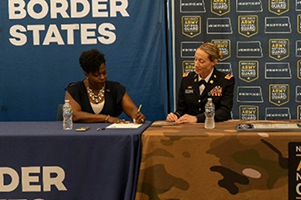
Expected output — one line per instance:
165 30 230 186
86 86 105 103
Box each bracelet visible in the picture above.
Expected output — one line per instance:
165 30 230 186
173 112 181 118
105 115 110 123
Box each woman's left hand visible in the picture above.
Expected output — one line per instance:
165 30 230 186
107 116 130 124
175 114 197 124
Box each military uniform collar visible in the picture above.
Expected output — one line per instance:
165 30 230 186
193 68 215 83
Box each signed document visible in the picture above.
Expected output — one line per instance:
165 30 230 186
106 123 142 129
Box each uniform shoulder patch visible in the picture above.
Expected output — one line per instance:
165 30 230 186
182 72 189 77
224 74 233 80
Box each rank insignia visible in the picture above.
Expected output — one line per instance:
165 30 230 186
183 72 189 77
209 86 223 96
224 74 233 80
185 89 194 94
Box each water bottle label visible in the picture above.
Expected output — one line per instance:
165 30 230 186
63 108 72 116
205 107 214 113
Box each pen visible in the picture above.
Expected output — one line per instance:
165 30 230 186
133 104 142 123
138 104 142 112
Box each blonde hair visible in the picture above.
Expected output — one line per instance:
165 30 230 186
198 42 223 61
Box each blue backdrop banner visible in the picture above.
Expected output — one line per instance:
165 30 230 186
0 0 168 122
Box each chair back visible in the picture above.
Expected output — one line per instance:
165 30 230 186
56 104 63 121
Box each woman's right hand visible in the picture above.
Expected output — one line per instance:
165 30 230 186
166 112 178 122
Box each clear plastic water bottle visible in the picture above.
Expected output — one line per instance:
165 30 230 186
204 98 215 129
62 99 73 130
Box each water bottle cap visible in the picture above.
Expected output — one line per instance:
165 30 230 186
208 98 212 101
65 99 70 103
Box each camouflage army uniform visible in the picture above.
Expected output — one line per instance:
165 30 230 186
174 68 235 122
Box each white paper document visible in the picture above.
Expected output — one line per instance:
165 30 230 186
151 121 176 127
106 123 142 129
236 123 301 132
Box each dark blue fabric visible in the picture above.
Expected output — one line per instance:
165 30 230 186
0 121 151 200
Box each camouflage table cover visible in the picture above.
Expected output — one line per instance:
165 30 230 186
135 120 301 200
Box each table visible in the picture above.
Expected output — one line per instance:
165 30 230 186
135 120 301 200
0 121 151 200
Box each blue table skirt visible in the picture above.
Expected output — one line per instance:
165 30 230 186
0 121 151 200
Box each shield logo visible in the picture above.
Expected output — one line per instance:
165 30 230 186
268 0 289 15
239 105 259 120
269 84 289 106
210 0 230 16
181 16 201 38
269 39 289 61
238 15 258 38
239 60 259 83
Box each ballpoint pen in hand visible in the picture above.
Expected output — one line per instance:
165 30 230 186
138 104 142 113
133 104 142 123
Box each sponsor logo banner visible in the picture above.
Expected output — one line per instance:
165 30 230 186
269 84 289 106
239 60 259 82
239 105 259 120
295 86 301 102
265 62 291 79
265 16 292 33
296 41 301 57
268 0 289 15
207 17 233 34
298 15 301 33
288 142 301 200
237 86 264 102
180 0 206 13
238 15 258 37
265 107 291 120
298 106 301 119
298 61 301 79
181 41 203 58
297 0 301 10
236 0 263 12
181 16 201 38
237 41 263 58
269 39 289 61
0 166 67 199
215 63 233 74
211 0 230 16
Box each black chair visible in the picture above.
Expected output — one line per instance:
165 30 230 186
56 104 63 121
